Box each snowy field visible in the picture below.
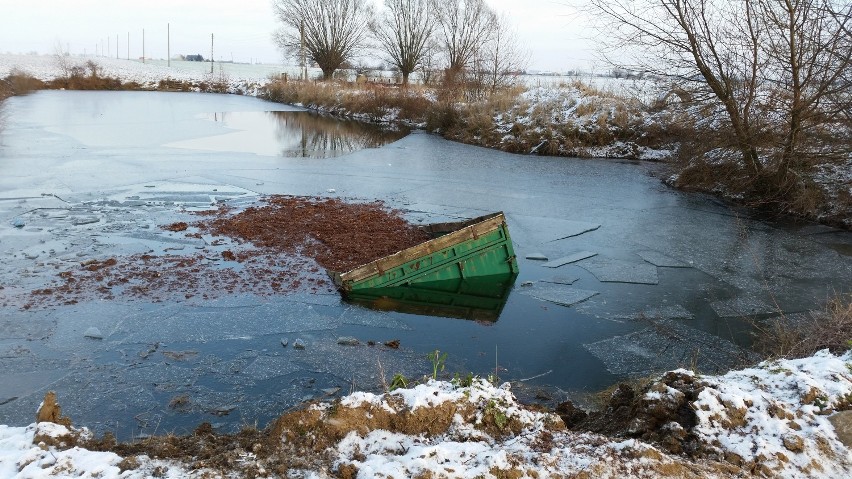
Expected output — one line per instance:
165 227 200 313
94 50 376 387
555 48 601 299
0 54 289 95
0 53 653 100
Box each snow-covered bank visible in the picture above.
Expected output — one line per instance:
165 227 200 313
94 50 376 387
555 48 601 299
2 351 852 478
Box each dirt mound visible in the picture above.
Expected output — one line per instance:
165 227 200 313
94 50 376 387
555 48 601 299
561 370 703 455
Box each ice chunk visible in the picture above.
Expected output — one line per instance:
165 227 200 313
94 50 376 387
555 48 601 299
83 327 103 339
541 251 597 268
71 216 100 226
525 253 548 260
710 296 780 317
585 320 757 376
579 257 659 285
519 283 599 307
635 250 691 268
615 304 694 321
540 275 580 285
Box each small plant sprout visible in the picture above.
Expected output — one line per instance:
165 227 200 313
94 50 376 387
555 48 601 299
389 373 408 391
428 349 448 380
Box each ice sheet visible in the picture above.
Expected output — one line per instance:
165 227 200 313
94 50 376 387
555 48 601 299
519 283 599 307
541 251 597 268
578 257 659 284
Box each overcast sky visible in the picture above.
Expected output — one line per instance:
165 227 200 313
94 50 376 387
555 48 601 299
0 0 599 72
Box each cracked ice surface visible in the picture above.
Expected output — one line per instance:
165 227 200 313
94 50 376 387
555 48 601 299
710 296 781 317
635 249 691 268
613 304 695 321
578 256 660 284
541 251 597 268
584 319 758 377
519 283 599 307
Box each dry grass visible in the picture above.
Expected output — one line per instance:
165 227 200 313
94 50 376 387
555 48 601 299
261 77 666 160
263 80 432 124
752 294 852 359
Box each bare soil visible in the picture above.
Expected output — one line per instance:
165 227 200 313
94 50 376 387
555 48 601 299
200 195 430 272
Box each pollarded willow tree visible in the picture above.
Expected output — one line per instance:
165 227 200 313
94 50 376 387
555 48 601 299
371 0 435 85
591 0 852 199
273 0 374 80
430 0 497 75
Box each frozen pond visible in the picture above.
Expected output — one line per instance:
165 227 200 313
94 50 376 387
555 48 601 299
0 91 850 438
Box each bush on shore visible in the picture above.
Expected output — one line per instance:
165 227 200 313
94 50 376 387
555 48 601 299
752 294 852 359
1 69 46 101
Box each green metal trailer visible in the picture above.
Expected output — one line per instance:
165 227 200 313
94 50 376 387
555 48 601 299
329 212 518 320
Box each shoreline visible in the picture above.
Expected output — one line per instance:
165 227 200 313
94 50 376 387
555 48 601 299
4 350 852 477
2 53 849 229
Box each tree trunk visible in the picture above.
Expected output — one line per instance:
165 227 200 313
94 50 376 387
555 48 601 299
401 71 410 85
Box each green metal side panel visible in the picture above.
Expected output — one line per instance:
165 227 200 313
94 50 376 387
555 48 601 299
345 273 517 322
343 223 518 291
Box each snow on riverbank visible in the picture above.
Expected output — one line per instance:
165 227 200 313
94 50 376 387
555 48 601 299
2 351 852 478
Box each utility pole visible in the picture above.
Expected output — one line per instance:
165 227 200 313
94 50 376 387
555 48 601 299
127 32 130 60
142 29 146 63
167 23 170 67
210 33 214 74
107 36 110 58
116 35 118 59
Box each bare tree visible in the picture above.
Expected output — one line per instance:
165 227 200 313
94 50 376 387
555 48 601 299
590 0 767 175
481 14 529 95
273 0 374 80
418 39 443 85
591 0 852 190
431 0 497 74
756 0 852 178
371 0 435 85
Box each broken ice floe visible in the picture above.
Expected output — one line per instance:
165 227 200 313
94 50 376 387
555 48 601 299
578 257 659 285
83 327 104 339
710 296 781 317
541 251 597 268
519 283 599 307
584 319 757 377
613 304 695 321
635 250 691 268
539 275 581 285
70 216 100 226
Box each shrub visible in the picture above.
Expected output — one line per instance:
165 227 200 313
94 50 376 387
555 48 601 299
752 294 852 359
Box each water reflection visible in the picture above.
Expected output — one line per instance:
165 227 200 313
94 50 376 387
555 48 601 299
344 273 518 322
269 111 408 158
166 110 408 157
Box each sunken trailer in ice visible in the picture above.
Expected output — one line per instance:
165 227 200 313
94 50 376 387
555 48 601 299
329 212 519 322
